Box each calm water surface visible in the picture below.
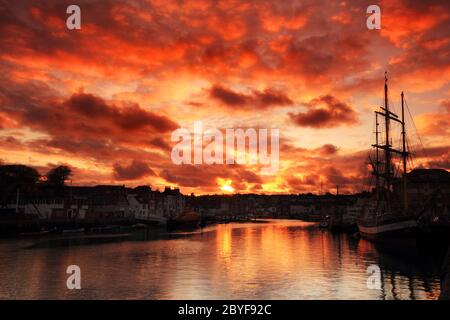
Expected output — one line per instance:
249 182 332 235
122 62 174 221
0 219 442 299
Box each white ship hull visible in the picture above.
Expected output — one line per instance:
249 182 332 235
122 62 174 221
357 219 417 235
357 218 418 246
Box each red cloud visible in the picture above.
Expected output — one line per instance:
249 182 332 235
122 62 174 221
160 164 264 192
416 100 450 137
441 99 450 112
0 79 179 148
0 0 449 194
288 95 358 128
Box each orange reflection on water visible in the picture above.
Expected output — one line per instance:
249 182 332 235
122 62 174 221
0 220 442 299
212 220 336 297
216 223 232 265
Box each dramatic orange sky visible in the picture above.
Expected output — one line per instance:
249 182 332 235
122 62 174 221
0 0 449 195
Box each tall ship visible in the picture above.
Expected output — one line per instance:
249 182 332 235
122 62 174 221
357 73 418 244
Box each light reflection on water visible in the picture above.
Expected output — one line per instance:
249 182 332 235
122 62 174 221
0 219 441 299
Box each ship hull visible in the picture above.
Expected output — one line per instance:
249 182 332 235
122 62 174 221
358 219 417 235
357 219 418 246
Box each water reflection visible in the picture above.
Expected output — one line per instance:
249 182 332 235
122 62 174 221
0 220 441 299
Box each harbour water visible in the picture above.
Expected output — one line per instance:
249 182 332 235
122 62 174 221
0 220 442 299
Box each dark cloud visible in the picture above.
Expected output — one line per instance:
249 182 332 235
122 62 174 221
209 85 293 109
441 99 450 112
314 144 339 156
284 33 369 80
284 173 320 193
0 79 179 150
426 159 450 170
113 160 156 181
325 166 360 186
148 137 172 151
210 85 249 106
0 78 179 182
64 93 178 133
414 145 450 158
288 95 358 128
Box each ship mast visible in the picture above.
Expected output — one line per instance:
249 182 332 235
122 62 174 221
371 72 410 214
384 72 391 208
375 112 380 198
401 92 408 210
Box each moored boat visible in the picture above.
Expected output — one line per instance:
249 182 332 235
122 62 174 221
319 218 329 228
19 229 50 236
62 227 85 234
131 223 147 229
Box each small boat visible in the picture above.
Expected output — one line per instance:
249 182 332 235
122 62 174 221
90 225 118 233
62 228 85 234
132 223 148 229
319 219 329 228
20 229 50 236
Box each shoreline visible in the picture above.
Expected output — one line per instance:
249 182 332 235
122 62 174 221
0 217 296 239
0 218 138 238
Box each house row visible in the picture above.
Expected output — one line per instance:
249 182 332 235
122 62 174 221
187 192 360 220
4 185 184 224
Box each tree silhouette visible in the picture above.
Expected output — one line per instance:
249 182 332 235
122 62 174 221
46 166 72 187
0 164 40 189
0 165 40 204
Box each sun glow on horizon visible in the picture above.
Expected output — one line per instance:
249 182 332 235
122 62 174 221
218 178 235 193
221 185 235 193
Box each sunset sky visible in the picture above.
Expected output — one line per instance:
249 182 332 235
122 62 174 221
0 0 449 195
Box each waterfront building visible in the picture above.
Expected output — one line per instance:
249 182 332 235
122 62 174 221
162 187 185 218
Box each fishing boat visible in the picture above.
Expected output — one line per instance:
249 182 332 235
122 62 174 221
357 73 418 244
